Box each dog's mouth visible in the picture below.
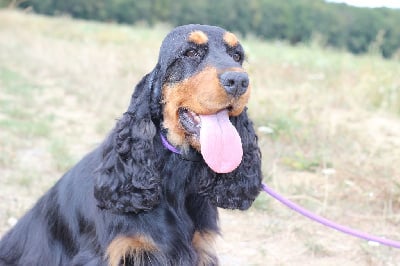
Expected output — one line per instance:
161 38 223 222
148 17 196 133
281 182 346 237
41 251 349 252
178 106 235 136
178 107 243 173
178 108 201 137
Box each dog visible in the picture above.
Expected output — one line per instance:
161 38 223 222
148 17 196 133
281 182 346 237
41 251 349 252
0 24 262 266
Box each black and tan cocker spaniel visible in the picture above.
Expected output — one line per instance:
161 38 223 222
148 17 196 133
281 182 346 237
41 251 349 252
0 24 262 266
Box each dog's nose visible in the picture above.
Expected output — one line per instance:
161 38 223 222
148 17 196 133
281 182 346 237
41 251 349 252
219 71 249 97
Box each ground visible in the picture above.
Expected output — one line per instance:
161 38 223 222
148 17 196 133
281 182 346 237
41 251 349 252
0 10 400 265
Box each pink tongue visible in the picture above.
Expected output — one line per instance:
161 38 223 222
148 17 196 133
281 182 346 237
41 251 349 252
199 110 243 173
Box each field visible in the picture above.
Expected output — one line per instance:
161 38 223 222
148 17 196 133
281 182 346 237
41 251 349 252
1 9 400 265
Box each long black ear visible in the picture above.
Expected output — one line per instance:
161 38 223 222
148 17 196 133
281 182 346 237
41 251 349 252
94 69 161 213
209 108 262 210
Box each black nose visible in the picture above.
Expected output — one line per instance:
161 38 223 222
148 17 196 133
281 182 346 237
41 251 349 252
219 71 249 97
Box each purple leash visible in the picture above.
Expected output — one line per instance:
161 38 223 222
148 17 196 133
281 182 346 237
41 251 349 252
262 183 400 248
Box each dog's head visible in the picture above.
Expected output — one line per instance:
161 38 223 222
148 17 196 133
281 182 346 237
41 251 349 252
154 25 251 173
95 25 261 213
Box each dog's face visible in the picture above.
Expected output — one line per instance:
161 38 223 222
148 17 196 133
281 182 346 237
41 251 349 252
157 25 251 173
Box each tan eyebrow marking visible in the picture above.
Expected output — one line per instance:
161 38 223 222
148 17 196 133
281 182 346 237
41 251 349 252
188 30 208 45
223 31 239 47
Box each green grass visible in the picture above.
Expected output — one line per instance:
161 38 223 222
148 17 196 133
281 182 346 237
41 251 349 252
0 99 29 118
245 36 400 116
260 112 301 140
0 67 39 95
11 170 40 187
251 192 272 212
0 64 50 137
281 152 322 172
48 139 75 172
0 118 51 137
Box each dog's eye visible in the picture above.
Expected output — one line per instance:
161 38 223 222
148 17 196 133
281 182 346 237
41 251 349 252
232 52 242 62
185 49 199 57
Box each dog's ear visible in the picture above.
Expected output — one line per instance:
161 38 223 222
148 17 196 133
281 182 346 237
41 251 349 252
209 109 262 210
94 68 162 213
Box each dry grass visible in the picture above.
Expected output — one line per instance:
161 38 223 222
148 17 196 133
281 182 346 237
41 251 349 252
0 9 400 265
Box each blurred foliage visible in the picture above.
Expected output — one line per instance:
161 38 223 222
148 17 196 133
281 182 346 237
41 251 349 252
4 0 400 58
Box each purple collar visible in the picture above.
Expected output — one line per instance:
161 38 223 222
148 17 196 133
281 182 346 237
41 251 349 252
160 133 182 155
160 133 202 162
160 132 203 162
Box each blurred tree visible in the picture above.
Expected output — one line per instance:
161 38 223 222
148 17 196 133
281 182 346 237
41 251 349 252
14 0 400 59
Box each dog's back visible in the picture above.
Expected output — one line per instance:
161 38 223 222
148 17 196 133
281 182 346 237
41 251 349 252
0 150 102 265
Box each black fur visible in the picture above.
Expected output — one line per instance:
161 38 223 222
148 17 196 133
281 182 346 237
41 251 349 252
0 24 262 266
